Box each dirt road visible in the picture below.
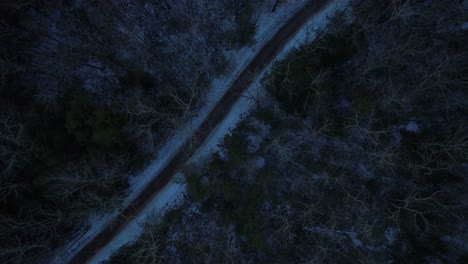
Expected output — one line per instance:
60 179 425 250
68 0 332 263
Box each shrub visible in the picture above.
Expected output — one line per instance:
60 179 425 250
224 132 249 169
234 13 256 46
229 0 257 47
64 90 126 150
88 109 125 148
265 23 365 115
119 69 155 90
183 165 205 201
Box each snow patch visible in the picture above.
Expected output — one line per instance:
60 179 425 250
405 121 420 133
253 156 266 169
385 227 399 245
88 180 185 264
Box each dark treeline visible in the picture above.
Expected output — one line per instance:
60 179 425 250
0 0 266 263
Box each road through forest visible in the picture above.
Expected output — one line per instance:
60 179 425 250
68 0 333 262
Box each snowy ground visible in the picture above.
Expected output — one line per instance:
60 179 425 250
190 0 351 163
53 1 349 263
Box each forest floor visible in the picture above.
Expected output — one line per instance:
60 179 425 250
57 0 345 263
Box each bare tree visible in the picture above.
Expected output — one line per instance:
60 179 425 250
389 0 419 24
346 110 388 146
124 92 181 152
387 191 454 233
0 238 46 264
0 112 35 201
411 127 468 174
270 207 296 247
38 160 123 216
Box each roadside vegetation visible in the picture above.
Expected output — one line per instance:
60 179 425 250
0 0 266 263
109 0 468 263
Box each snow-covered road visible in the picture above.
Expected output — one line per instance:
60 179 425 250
54 0 349 263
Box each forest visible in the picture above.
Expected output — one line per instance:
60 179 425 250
1 0 467 263
0 0 265 263
109 0 468 263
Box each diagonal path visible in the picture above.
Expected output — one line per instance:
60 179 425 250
68 0 333 263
